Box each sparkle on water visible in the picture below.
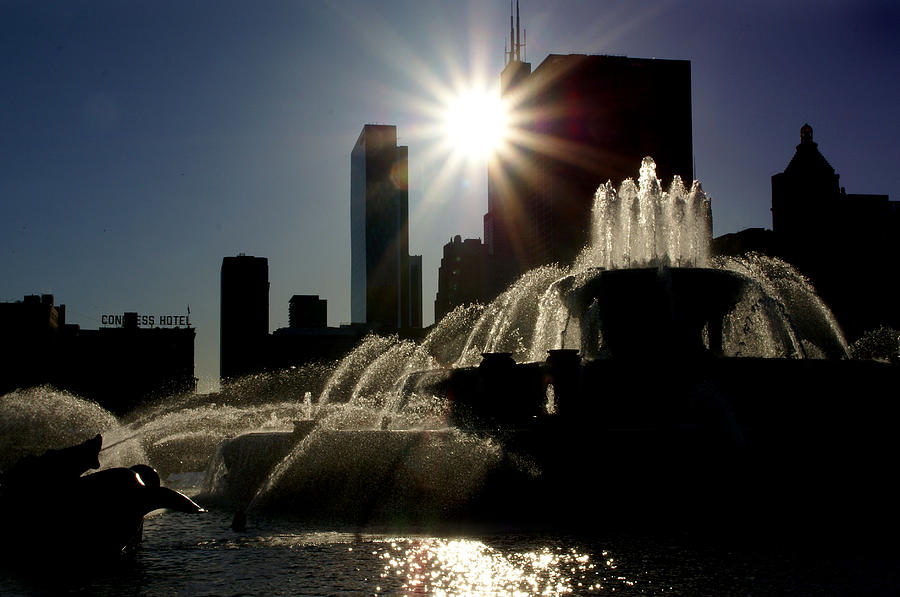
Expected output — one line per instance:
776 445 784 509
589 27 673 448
372 537 602 595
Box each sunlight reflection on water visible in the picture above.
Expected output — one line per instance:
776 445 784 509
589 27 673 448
373 538 601 595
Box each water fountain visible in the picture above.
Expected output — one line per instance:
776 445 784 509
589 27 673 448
188 159 896 530
3 159 896 533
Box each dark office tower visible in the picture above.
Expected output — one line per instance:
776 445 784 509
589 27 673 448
351 124 410 331
485 13 693 293
220 255 269 380
408 255 423 329
289 295 327 329
434 236 489 322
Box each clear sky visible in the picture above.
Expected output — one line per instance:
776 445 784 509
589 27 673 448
2 0 898 392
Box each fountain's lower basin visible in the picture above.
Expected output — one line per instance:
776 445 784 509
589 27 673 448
203 355 898 534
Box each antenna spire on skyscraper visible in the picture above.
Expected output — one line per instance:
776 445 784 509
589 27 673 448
508 0 514 64
505 1 525 64
515 1 520 62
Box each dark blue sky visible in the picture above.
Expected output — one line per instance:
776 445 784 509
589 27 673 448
2 0 898 391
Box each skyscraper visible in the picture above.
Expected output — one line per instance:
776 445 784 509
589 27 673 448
350 124 410 331
484 10 693 293
220 254 269 380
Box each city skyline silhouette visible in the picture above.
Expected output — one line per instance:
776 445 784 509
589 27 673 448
2 0 898 391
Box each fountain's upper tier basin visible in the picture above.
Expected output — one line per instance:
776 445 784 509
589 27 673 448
564 267 748 358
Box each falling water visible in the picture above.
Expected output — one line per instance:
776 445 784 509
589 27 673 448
455 265 566 367
716 253 849 359
317 334 398 405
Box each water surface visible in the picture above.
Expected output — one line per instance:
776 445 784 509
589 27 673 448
3 510 896 596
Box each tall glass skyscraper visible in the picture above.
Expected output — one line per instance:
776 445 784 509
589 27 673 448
350 125 411 331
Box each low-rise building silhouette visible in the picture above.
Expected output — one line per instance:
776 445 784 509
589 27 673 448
0 294 196 414
270 294 363 369
289 295 327 329
269 324 364 371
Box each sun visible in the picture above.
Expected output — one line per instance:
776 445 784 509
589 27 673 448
444 89 508 159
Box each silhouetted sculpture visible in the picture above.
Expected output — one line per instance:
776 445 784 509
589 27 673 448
0 435 204 560
0 433 101 490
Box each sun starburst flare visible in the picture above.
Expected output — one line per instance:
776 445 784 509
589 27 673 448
444 89 509 160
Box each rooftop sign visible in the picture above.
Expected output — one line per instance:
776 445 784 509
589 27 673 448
100 313 192 328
